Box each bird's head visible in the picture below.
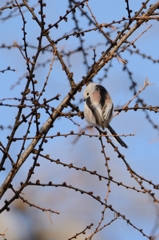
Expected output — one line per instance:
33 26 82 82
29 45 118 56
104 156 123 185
83 82 98 101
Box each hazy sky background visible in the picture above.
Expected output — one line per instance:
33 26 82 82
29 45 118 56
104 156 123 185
0 1 159 240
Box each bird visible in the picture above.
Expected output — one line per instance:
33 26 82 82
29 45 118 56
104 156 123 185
83 82 128 148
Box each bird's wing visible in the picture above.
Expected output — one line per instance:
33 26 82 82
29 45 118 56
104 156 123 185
103 102 114 124
86 95 104 128
90 86 114 128
84 102 97 126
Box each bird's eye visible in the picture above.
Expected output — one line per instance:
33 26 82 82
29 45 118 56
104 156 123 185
87 93 89 96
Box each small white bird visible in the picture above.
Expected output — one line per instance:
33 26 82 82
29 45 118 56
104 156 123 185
83 82 128 148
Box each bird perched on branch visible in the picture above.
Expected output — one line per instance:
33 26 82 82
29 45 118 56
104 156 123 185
83 82 128 148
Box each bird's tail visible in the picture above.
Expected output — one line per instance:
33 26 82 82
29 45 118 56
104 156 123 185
107 125 128 148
